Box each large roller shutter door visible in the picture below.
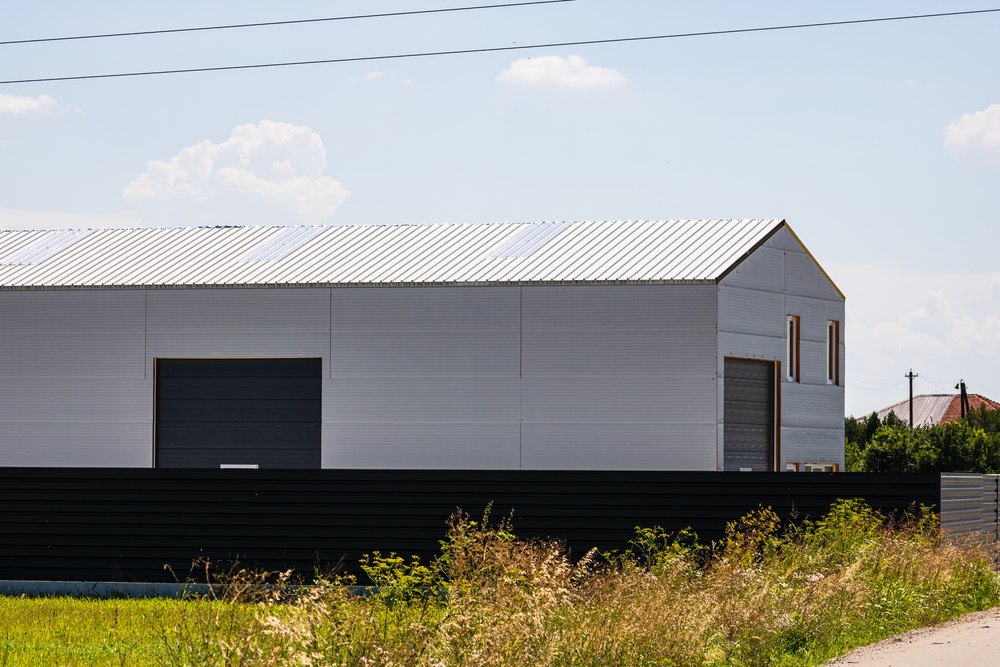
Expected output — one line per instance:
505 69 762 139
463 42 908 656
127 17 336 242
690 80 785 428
155 358 321 469
723 358 775 471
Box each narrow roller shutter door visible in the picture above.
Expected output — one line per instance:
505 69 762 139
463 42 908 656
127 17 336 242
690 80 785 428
723 358 775 471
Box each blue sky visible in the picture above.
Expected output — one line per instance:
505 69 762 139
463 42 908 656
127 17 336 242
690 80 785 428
1 1 998 417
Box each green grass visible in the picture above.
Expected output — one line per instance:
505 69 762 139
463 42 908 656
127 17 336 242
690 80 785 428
0 597 253 667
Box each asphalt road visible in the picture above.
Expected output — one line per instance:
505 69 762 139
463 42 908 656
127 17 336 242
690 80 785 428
829 607 1000 667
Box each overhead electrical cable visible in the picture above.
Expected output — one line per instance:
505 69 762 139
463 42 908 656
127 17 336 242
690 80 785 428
2 7 999 85
0 0 575 46
847 374 911 384
846 381 905 391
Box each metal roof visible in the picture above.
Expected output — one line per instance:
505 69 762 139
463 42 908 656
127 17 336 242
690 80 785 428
0 219 786 289
877 395 955 427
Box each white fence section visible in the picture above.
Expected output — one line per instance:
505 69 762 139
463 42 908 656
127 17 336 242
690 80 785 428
940 473 1000 544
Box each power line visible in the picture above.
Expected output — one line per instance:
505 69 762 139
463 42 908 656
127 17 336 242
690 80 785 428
847 374 908 384
2 6 998 85
0 1 574 47
847 381 905 391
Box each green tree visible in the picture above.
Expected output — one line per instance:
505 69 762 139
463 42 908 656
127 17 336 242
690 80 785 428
859 425 921 473
963 403 1000 435
920 421 1000 473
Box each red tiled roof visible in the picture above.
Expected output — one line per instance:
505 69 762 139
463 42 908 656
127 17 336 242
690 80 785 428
939 394 1000 424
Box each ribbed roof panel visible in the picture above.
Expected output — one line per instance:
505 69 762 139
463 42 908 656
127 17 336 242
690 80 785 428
0 219 784 288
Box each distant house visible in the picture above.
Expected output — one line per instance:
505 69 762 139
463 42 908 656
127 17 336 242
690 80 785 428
876 394 999 427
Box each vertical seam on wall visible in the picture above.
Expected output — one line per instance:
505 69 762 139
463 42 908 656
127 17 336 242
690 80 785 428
329 287 333 379
519 286 523 470
143 289 147 379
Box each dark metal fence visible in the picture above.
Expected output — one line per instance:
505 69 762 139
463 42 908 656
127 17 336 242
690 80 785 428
0 469 939 583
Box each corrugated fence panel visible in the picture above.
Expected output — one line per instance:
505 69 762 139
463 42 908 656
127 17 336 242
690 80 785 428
940 473 985 539
984 475 999 543
0 469 939 583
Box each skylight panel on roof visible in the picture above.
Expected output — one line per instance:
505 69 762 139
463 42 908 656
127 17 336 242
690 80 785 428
241 227 326 262
0 230 93 266
488 222 569 259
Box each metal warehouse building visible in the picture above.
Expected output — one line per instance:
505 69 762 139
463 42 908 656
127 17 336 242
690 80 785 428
0 218 844 471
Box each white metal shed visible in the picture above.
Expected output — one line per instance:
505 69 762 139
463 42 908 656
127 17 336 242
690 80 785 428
0 219 844 471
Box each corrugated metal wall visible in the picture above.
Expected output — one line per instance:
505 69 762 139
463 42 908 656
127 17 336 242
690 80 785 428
0 291 152 466
718 227 845 470
520 286 718 470
1 284 725 469
0 468 939 583
324 287 521 468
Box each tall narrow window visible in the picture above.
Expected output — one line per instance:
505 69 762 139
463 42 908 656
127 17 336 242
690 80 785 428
786 315 800 382
827 320 840 385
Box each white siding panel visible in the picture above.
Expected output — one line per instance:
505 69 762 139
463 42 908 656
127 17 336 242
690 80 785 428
720 247 784 292
522 424 717 470
761 226 803 252
522 285 717 332
0 333 144 378
718 331 785 362
0 379 152 423
323 379 519 424
331 287 520 332
147 288 330 333
0 290 144 334
780 426 845 466
718 287 784 338
322 423 520 469
331 332 520 378
522 378 716 424
784 251 841 301
781 384 846 429
0 423 152 467
522 331 716 378
797 339 829 387
147 333 330 377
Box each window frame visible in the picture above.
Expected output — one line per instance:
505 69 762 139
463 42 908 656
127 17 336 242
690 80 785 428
826 319 840 386
786 315 800 382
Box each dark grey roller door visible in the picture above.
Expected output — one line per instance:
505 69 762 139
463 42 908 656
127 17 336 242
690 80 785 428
723 358 775 472
155 358 321 469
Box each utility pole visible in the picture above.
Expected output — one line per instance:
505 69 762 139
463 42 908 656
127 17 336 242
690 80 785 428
955 379 969 418
905 369 918 427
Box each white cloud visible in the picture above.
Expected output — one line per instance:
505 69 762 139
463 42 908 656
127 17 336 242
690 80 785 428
0 208 141 230
122 120 349 227
829 263 1000 417
363 71 384 81
497 55 625 89
944 104 1000 157
0 94 57 116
